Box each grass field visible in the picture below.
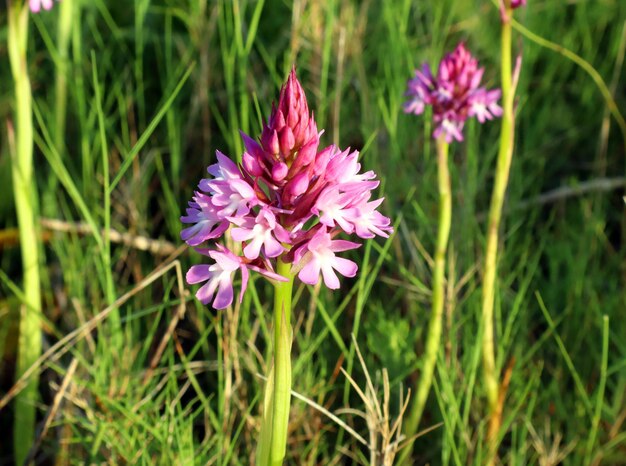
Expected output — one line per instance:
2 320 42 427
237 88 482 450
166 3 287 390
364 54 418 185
1 0 625 464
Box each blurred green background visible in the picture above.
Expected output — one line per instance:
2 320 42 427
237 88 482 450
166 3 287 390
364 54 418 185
1 0 625 464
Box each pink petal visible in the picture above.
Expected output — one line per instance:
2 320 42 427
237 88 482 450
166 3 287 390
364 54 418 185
242 151 263 176
332 257 358 278
231 227 255 242
180 224 202 243
249 264 289 282
214 151 240 177
196 279 219 305
230 178 257 199
329 239 361 253
208 249 241 271
321 264 340 289
298 260 320 285
186 265 211 284
306 228 328 250
240 131 265 161
213 278 234 309
243 237 263 260
273 224 291 243
263 236 284 258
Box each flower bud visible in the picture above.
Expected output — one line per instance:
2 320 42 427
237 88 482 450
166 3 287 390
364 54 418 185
279 127 295 155
284 171 310 200
272 162 289 182
243 152 263 177
263 129 279 155
290 137 319 173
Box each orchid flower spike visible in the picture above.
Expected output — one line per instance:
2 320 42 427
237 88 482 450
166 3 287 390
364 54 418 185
404 43 502 143
182 68 393 309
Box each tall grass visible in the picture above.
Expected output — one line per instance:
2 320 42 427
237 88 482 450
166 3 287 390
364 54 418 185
7 3 42 464
1 0 625 464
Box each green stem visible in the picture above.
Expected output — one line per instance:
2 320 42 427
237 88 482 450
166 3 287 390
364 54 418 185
54 0 72 151
266 258 294 466
400 137 451 463
257 258 294 466
8 3 42 465
482 5 516 462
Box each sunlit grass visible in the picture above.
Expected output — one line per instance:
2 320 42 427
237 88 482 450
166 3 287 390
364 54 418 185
1 0 625 464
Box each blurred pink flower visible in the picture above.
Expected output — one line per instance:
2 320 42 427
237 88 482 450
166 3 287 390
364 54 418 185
29 0 56 13
511 0 526 9
182 68 392 308
404 43 502 142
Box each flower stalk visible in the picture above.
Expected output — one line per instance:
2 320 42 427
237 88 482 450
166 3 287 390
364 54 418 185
8 2 42 464
266 257 294 466
54 0 73 150
400 136 450 462
182 68 392 464
401 42 502 464
482 2 518 463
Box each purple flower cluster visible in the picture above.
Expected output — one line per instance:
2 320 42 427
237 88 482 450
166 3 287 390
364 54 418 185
404 43 502 142
29 0 58 13
182 69 392 309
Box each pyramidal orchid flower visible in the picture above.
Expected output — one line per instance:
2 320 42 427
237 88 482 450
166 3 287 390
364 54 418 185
404 43 502 142
401 42 502 462
182 68 392 466
181 67 392 308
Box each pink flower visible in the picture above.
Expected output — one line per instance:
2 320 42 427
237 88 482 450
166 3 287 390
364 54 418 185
29 0 56 13
187 247 249 309
468 89 503 123
203 177 258 218
404 65 435 115
404 43 502 142
198 154 258 219
511 0 526 9
231 207 290 260
206 150 245 182
180 193 229 246
295 230 360 289
324 147 377 186
188 246 288 309
182 68 392 308
433 113 464 143
346 196 393 239
313 187 359 233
